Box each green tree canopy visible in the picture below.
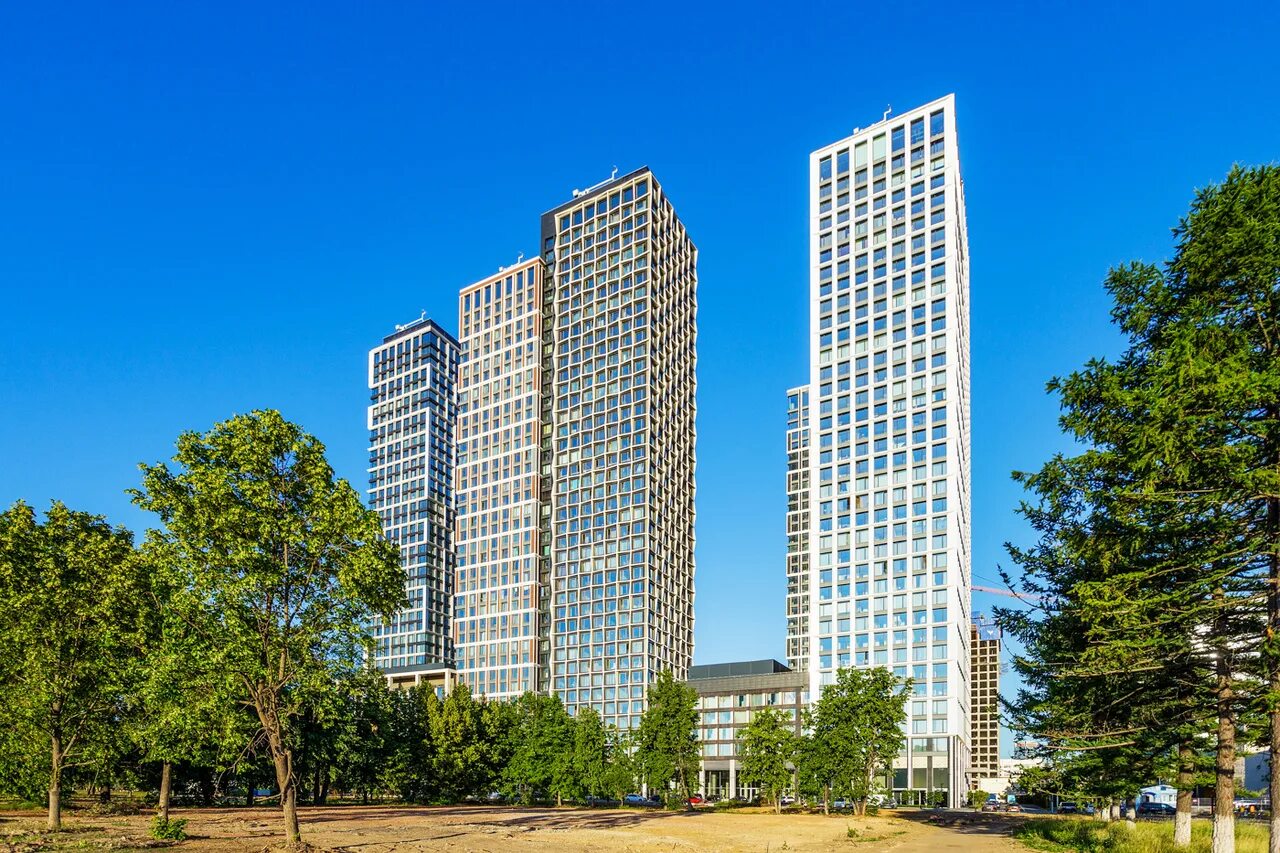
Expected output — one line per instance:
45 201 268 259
737 707 797 813
131 410 404 845
634 670 700 808
0 501 145 830
799 667 908 814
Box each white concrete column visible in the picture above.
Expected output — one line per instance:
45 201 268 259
729 759 737 799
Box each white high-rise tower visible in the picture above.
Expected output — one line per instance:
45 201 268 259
796 94 972 804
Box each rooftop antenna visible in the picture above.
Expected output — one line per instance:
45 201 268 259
611 165 618 179
883 104 892 121
516 252 525 263
393 310 428 333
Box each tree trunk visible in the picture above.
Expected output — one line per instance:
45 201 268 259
1174 742 1194 848
159 760 173 823
48 724 62 832
247 782 255 807
1268 487 1280 853
1099 800 1111 822
1213 598 1237 853
1125 798 1137 829
272 747 301 845
823 784 830 815
1110 801 1121 821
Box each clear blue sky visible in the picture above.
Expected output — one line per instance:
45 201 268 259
2 2 1278 682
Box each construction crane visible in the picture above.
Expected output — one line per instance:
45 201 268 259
972 584 1042 603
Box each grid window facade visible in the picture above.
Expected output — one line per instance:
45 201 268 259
799 95 972 804
454 260 546 700
970 621 1001 778
368 320 459 674
786 387 811 671
539 168 697 731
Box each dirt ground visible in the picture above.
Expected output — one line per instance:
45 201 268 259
0 805 1030 853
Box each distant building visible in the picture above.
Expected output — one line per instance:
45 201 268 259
374 168 699 725
367 317 460 691
1244 752 1270 793
454 260 547 700
785 387 811 672
970 617 1001 782
688 660 809 799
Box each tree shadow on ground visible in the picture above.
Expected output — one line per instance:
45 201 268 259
282 804 702 830
895 810 1028 836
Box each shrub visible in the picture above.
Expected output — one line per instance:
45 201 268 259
149 816 188 841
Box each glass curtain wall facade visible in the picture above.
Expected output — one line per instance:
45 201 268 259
454 260 546 700
539 167 697 731
801 94 972 803
368 318 460 679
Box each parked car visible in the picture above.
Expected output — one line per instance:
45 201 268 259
780 795 796 806
485 791 505 803
687 794 706 806
623 793 650 806
1137 802 1176 817
1057 801 1079 814
583 795 620 808
868 793 897 808
1235 798 1267 815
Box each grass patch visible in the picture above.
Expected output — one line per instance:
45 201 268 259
1014 818 1268 853
846 825 905 843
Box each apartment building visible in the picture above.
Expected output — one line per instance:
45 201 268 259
367 316 460 688
793 94 973 804
370 168 698 727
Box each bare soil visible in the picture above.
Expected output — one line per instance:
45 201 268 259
0 805 1029 853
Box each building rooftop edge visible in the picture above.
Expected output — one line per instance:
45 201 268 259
379 315 459 347
459 256 545 296
541 165 653 219
810 93 956 156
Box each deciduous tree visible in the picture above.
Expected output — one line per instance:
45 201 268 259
737 707 796 813
131 410 403 845
0 501 144 831
634 671 700 808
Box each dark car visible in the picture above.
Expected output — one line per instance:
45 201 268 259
1137 802 1176 817
584 795 621 808
1058 801 1078 814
